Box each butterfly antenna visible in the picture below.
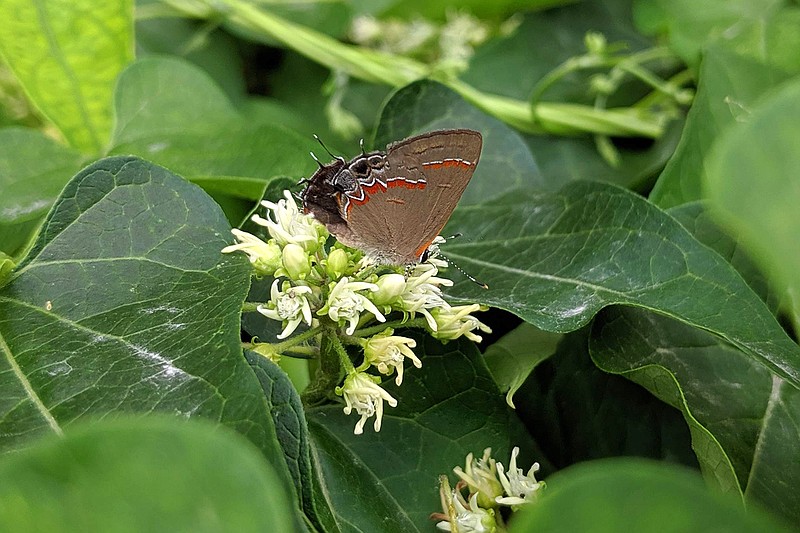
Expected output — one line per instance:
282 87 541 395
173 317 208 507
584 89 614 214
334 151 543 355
313 134 346 163
359 138 366 154
439 253 488 289
309 151 324 168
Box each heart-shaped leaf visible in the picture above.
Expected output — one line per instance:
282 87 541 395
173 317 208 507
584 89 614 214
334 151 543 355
0 157 290 485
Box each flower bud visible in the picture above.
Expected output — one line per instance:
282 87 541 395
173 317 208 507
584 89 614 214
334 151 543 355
326 248 350 279
371 273 406 306
253 241 283 275
282 243 311 280
584 31 606 56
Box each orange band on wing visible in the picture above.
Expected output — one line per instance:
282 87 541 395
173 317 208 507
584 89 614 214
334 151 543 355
344 179 427 216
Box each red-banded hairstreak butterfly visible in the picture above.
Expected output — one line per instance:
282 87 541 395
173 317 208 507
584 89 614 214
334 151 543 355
300 129 482 266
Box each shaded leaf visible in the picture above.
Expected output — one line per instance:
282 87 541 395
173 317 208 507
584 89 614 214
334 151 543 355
109 57 319 200
0 417 293 532
649 44 799 208
375 80 544 201
591 306 800 524
245 352 339 533
483 322 562 408
705 78 800 328
0 0 133 153
0 128 85 253
465 2 653 102
514 329 696 469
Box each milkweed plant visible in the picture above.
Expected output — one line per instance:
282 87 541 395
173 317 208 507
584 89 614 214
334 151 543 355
223 191 492 435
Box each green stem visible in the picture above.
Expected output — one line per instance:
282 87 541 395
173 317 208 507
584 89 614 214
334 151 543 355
270 326 322 353
301 324 351 405
242 301 260 313
163 0 667 139
284 345 319 358
351 318 430 338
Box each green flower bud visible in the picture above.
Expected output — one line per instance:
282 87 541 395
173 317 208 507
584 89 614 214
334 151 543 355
584 31 606 56
282 243 311 280
326 248 350 279
371 273 407 306
253 241 283 276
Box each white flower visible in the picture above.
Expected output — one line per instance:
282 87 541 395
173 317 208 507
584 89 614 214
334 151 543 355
322 277 385 335
399 264 453 331
257 280 313 339
495 447 544 508
363 328 421 385
453 448 504 509
221 229 282 275
337 372 397 434
436 491 496 533
252 190 326 252
431 304 492 343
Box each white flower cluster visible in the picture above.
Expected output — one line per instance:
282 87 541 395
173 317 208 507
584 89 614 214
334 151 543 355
434 447 545 532
223 191 491 434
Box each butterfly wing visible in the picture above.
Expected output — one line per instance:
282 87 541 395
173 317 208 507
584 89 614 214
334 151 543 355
342 129 482 264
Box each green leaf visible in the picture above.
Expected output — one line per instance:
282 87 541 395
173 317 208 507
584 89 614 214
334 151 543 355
245 352 338 533
109 57 319 201
591 307 800 524
483 322 561 408
705 78 800 330
511 458 790 532
514 329 696 467
0 157 290 483
135 2 247 100
0 0 133 153
668 202 778 312
307 334 541 532
649 44 799 208
464 3 653 102
0 128 85 254
440 180 800 388
632 0 784 69
0 417 293 532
